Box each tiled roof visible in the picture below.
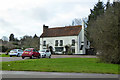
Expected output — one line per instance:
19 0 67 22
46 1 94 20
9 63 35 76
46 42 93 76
40 25 82 37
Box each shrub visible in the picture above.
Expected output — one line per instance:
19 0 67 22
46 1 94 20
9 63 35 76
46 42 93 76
0 46 8 52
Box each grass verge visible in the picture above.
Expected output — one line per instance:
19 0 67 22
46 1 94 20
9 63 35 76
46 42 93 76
0 54 10 57
1 58 119 74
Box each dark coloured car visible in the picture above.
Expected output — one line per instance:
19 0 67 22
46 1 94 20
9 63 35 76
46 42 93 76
22 48 40 59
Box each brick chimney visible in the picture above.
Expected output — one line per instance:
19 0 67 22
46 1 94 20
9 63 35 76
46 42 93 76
43 24 49 33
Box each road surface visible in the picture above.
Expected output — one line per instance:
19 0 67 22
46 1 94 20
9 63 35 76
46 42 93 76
1 71 119 78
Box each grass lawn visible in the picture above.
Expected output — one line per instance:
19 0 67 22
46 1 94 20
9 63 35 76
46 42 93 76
0 54 10 57
1 58 119 74
0 54 19 57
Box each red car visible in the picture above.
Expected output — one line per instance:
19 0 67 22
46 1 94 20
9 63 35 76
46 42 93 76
22 48 40 59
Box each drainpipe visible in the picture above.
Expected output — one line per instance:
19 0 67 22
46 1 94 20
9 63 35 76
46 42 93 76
81 19 84 45
81 19 85 54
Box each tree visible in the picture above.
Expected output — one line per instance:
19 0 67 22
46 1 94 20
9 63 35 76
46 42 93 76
33 34 38 38
20 35 40 50
14 38 19 42
88 1 104 21
106 0 111 10
87 1 120 64
87 1 105 43
9 34 15 41
72 18 82 26
2 36 8 41
72 18 88 28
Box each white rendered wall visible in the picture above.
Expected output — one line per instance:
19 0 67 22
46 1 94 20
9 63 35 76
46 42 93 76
40 36 79 54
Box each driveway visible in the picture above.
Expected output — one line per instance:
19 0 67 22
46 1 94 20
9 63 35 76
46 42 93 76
1 71 119 78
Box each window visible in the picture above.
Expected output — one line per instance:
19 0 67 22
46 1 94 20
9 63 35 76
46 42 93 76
80 45 84 50
10 49 17 52
24 49 31 52
40 49 46 52
33 49 36 52
60 40 63 46
55 40 58 46
55 47 64 52
72 39 75 46
20 50 23 52
72 49 75 53
43 41 46 46
18 50 23 52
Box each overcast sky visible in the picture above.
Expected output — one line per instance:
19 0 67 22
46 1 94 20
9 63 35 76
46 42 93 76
0 0 113 40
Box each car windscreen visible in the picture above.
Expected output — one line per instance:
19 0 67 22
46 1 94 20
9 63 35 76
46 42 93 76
24 49 31 52
10 49 17 52
18 50 23 52
40 50 46 52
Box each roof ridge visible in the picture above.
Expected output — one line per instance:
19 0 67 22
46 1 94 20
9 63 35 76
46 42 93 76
40 25 82 38
48 25 82 29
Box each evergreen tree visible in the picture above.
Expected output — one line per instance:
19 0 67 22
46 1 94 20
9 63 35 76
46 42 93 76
87 1 120 64
33 34 38 38
106 0 111 10
9 34 15 41
88 1 105 21
87 0 105 44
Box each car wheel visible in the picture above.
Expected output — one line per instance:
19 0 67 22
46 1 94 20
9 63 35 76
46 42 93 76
22 56 25 59
38 54 41 59
49 55 51 58
17 53 20 57
10 55 12 57
30 55 34 59
44 54 46 58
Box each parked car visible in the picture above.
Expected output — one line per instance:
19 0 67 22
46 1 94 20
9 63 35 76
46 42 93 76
39 49 51 58
22 48 40 59
9 49 23 57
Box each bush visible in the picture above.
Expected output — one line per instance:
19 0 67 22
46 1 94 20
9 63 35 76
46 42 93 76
0 46 8 52
6 49 11 55
12 42 18 45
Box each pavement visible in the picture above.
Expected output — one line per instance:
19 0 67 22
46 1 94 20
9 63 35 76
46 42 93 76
1 71 119 78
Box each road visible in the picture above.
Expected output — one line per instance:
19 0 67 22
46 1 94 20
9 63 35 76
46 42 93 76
1 71 119 78
0 55 97 62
